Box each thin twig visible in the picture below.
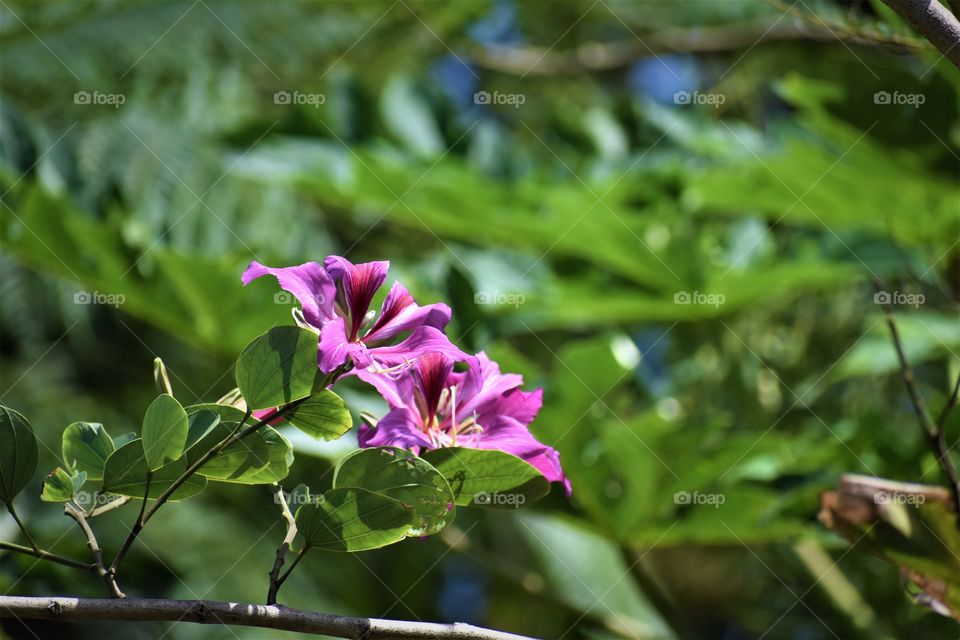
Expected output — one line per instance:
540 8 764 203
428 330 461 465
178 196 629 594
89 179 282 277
109 471 152 581
267 484 300 605
0 596 533 639
4 501 40 551
64 504 125 598
109 401 301 579
0 541 94 572
88 495 131 518
875 278 960 518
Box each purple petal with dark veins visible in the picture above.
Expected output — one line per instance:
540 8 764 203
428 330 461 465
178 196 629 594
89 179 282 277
241 261 336 327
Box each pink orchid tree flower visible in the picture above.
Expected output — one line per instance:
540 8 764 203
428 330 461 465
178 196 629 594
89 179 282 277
242 256 465 374
356 352 570 494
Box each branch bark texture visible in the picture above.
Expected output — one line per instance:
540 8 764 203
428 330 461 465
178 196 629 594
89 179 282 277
0 596 534 640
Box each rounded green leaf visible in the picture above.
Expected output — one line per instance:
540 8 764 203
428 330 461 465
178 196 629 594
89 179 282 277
185 421 272 483
142 394 189 471
0 405 38 503
420 447 550 509
334 447 455 536
62 422 115 481
285 390 352 441
184 410 221 450
40 467 76 502
235 326 323 410
236 427 294 484
102 439 206 501
186 403 246 423
295 487 414 552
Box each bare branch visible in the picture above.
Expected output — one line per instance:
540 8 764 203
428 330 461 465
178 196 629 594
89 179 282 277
266 484 300 605
0 541 94 572
875 278 960 518
0 596 534 640
880 0 960 69
64 504 125 598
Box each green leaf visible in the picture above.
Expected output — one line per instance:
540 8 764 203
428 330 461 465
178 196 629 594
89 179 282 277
0 405 38 503
185 422 271 483
61 422 115 481
186 403 247 423
295 487 413 552
102 439 206 501
235 326 323 410
421 448 550 509
235 427 294 484
185 410 221 449
334 447 455 536
40 467 77 502
141 394 189 471
285 390 352 441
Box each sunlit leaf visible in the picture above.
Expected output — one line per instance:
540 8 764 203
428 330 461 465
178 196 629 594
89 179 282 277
62 422 115 481
235 326 323 410
102 439 206 500
295 487 413 552
420 447 550 509
334 447 455 536
285 390 352 441
141 394 189 471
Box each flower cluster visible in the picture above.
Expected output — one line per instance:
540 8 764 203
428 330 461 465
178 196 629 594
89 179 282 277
243 257 568 492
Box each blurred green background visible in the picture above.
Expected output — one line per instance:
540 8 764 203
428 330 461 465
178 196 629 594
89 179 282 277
1 1 958 638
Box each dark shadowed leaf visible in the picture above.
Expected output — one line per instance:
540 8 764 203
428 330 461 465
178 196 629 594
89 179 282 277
0 406 38 503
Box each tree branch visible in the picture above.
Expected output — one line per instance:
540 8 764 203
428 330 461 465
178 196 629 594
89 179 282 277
64 504 125 598
0 596 534 640
0 541 94 572
266 484 300 605
880 0 960 69
875 278 960 518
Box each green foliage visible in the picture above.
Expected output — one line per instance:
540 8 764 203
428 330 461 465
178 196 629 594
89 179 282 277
141 394 189 471
61 422 115 482
0 406 37 503
421 448 551 509
40 468 82 503
101 439 207 501
235 326 325 410
295 487 414 552
333 447 456 536
284 390 353 441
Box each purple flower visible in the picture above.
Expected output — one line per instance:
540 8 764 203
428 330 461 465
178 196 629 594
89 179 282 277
357 351 569 493
242 257 464 373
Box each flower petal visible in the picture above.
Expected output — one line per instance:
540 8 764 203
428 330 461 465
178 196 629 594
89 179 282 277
359 407 432 450
241 261 336 328
366 326 468 369
317 316 361 373
363 281 452 344
323 256 389 339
